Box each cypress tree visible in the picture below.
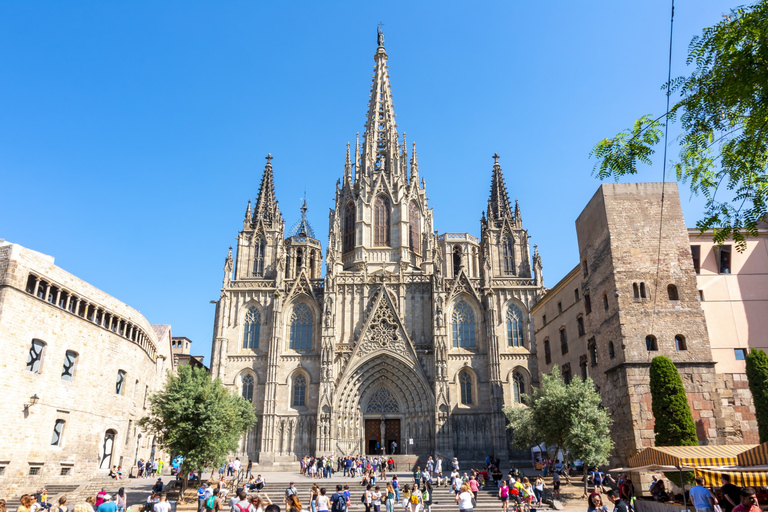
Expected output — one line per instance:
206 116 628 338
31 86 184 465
649 356 698 446
746 349 768 443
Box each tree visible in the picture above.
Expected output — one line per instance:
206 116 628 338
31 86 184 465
746 348 768 442
505 366 614 497
649 356 698 446
591 1 768 249
138 365 256 496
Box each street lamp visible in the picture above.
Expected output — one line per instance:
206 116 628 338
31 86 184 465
24 394 40 412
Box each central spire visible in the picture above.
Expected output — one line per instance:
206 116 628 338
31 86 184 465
487 153 514 223
361 26 400 179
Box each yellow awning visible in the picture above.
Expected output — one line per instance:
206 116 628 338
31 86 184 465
696 467 768 487
628 445 756 468
738 443 768 467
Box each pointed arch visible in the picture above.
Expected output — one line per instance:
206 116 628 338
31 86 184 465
252 236 266 277
408 200 420 253
243 305 261 350
291 372 307 407
506 303 524 347
374 196 391 247
452 299 476 348
513 371 525 403
459 369 474 405
453 245 463 276
502 235 515 275
241 373 255 403
343 201 356 254
289 303 313 351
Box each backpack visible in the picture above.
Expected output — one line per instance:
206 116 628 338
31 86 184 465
410 494 419 504
205 497 216 510
421 491 429 503
361 493 368 504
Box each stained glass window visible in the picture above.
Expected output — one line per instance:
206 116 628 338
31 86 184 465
292 374 307 406
374 196 390 247
343 202 356 254
513 372 525 403
502 236 514 275
507 305 524 347
459 371 473 405
243 307 261 350
290 303 313 350
452 301 476 348
253 237 266 277
242 374 254 403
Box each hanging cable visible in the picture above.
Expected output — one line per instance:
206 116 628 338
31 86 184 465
650 0 675 337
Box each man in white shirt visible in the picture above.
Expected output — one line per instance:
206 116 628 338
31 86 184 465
233 459 242 478
154 494 171 512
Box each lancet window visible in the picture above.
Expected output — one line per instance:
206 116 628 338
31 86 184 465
343 202 356 254
507 304 524 347
452 300 476 348
252 237 266 277
408 201 420 253
502 236 515 275
374 196 391 246
243 306 261 350
289 303 313 351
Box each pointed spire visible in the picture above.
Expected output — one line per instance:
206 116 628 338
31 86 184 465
244 200 252 222
514 198 522 226
487 153 513 222
401 132 408 178
361 26 399 178
290 195 315 239
253 153 280 227
344 142 352 186
410 142 420 185
354 132 361 183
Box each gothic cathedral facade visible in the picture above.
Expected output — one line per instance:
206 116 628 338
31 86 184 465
210 30 545 463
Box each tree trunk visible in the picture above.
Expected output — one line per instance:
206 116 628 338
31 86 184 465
582 465 588 498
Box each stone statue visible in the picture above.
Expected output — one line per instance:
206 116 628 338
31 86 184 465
377 26 385 47
436 297 444 328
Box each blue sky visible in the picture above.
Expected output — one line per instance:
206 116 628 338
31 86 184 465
0 1 738 363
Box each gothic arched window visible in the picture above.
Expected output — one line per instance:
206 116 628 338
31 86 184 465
242 374 254 403
252 237 266 277
292 373 307 406
453 245 462 276
507 304 524 347
513 372 525 403
459 371 473 405
343 202 356 254
243 306 261 350
296 248 303 272
374 196 391 247
452 300 476 348
289 303 313 351
409 201 420 253
502 236 515 275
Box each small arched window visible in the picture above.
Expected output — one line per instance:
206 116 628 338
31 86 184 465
374 196 391 247
343 202 356 254
609 341 616 359
26 339 46 373
243 306 261 350
116 370 126 395
453 245 463 276
52 419 65 446
253 237 266 277
242 374 255 403
646 335 658 351
296 248 303 272
459 371 473 405
292 374 307 406
100 430 116 469
675 335 687 351
507 305 524 347
290 303 313 351
409 201 420 253
513 372 525 403
633 283 640 299
668 284 679 301
61 350 78 381
502 236 515 275
452 300 476 348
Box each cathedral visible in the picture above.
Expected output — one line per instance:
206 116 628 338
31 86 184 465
209 29 545 464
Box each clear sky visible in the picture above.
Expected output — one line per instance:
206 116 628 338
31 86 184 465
0 1 738 363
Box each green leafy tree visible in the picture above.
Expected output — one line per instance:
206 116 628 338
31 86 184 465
746 348 768 442
138 365 256 494
505 366 614 497
591 1 768 249
649 356 698 446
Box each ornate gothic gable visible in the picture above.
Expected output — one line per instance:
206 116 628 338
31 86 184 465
286 269 317 303
365 386 400 413
448 269 481 302
349 285 419 362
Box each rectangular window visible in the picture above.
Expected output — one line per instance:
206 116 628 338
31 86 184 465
718 245 732 274
698 290 704 301
562 364 572 385
60 467 71 476
544 339 551 365
603 293 609 311
52 419 65 446
29 466 41 476
735 349 747 360
582 258 589 277
0 466 5 476
580 357 588 380
584 293 592 314
26 339 45 373
61 350 77 381
691 245 701 273
560 328 568 355
577 316 585 337
542 314 547 326
116 370 126 395
588 337 598 366
557 302 562 314
574 289 579 302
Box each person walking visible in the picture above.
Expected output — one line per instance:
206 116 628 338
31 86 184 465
498 480 510 512
310 484 319 512
422 483 433 512
733 487 760 512
385 484 395 512
330 486 347 512
455 483 473 512
116 490 127 512
533 477 546 505
316 488 329 512
689 477 717 512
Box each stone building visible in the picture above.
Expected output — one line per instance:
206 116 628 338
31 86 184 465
209 30 545 463
0 241 174 495
531 183 758 465
172 336 208 371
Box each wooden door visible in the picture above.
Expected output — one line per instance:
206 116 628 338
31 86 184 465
365 419 379 454
385 419 400 453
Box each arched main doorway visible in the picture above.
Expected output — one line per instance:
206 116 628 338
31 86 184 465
334 353 434 456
